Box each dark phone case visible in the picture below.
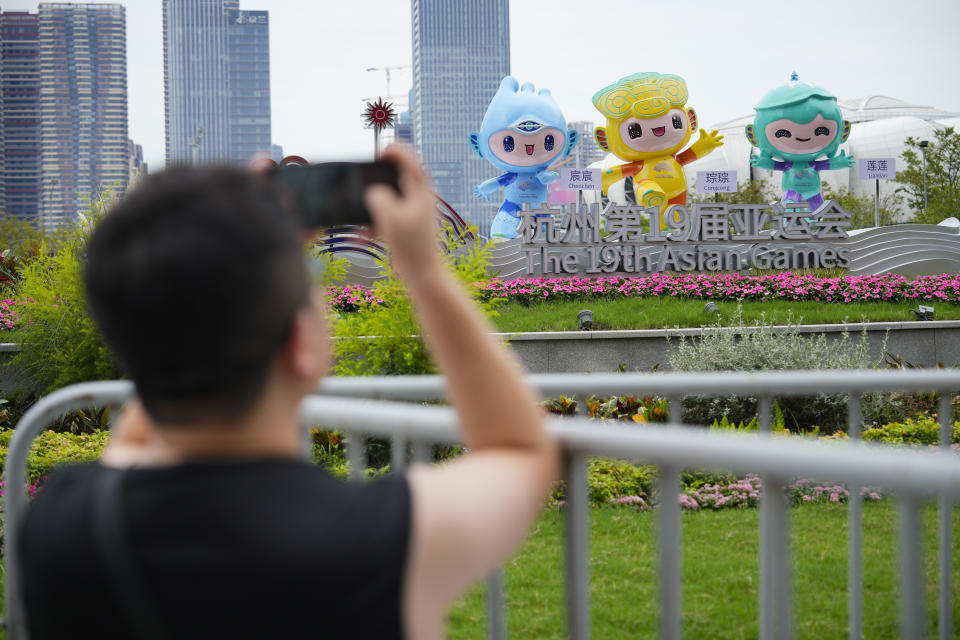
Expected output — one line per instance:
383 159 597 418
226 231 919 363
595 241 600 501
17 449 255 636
272 162 399 228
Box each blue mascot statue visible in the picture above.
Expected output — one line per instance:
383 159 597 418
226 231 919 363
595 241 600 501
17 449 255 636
470 77 578 239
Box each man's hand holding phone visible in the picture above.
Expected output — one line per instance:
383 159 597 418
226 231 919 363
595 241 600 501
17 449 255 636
364 146 443 282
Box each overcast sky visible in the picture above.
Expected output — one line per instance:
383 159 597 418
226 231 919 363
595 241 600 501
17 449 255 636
3 0 958 170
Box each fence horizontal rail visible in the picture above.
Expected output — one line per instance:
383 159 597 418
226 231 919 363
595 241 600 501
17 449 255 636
301 396 960 496
318 368 960 400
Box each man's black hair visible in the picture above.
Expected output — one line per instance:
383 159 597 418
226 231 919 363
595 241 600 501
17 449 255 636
84 167 310 424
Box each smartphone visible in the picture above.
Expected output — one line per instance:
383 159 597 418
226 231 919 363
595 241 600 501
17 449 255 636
271 161 399 228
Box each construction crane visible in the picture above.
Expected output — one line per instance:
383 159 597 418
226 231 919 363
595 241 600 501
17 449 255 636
365 65 410 101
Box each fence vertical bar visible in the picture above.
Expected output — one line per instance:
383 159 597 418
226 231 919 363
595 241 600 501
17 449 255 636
412 440 431 464
899 493 923 640
347 431 365 481
847 394 863 640
757 396 772 432
565 453 590 640
938 393 953 640
300 423 313 462
391 435 407 473
668 396 682 425
760 472 791 640
658 464 682 640
487 569 506 640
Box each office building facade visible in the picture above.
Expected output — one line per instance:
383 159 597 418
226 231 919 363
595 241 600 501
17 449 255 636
411 0 510 234
568 121 606 169
35 3 129 229
163 0 270 166
0 12 41 225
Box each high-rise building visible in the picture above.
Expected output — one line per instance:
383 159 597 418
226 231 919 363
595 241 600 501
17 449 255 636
568 121 607 168
38 3 129 229
395 110 413 145
163 0 270 166
411 0 510 234
0 12 41 225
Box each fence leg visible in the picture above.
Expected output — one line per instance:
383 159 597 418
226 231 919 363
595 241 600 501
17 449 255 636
565 453 590 640
347 431 365 481
847 394 863 640
412 439 431 464
938 394 953 640
760 474 791 640
300 422 313 462
658 464 682 640
487 569 506 640
899 493 923 640
391 435 407 473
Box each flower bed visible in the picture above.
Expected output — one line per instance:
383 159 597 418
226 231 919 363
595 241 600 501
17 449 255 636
326 285 385 313
325 273 960 312
607 475 884 512
0 298 19 330
473 273 960 306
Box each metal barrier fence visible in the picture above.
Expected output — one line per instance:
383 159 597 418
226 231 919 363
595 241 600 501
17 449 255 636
4 370 960 640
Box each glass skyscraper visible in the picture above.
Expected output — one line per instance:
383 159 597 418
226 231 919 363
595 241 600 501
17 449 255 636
0 12 41 225
163 0 270 166
411 0 510 234
38 3 129 229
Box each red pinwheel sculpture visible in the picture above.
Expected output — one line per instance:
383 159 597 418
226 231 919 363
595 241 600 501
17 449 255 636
363 98 396 158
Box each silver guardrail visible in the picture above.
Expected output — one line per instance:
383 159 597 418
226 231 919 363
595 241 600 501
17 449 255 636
5 370 960 640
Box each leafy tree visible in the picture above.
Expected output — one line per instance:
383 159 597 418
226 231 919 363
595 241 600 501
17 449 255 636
898 127 960 224
688 177 778 205
10 191 120 392
820 184 902 228
0 214 45 257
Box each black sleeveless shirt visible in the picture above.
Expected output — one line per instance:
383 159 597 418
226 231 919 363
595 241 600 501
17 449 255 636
20 460 411 639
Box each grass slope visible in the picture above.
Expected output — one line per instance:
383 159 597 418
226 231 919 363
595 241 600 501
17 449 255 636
448 502 960 639
489 298 960 333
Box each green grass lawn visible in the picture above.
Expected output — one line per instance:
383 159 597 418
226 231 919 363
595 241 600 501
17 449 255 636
447 502 960 639
489 297 960 333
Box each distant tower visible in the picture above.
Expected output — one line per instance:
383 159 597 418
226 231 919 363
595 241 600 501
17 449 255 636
568 121 607 168
163 0 271 166
411 0 510 234
38 3 129 229
0 12 41 225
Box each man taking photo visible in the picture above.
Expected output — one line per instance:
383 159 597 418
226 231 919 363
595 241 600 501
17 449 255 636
20 146 559 639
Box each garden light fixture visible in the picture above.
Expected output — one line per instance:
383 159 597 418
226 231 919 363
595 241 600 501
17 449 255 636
913 305 934 321
577 309 593 331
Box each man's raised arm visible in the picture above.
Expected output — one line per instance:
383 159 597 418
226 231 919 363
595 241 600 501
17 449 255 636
365 146 560 639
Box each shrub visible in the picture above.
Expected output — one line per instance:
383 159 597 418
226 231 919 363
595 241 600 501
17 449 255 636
584 458 657 507
9 192 120 393
542 396 577 415
332 231 498 376
668 306 884 433
10 243 119 392
585 394 668 422
862 417 960 446
0 427 110 485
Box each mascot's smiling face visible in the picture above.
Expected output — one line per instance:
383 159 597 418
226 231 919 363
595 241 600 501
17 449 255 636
488 123 566 167
469 77 578 173
616 108 694 155
592 72 697 161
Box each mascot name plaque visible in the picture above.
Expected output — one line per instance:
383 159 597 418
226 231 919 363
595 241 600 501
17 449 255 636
519 200 853 276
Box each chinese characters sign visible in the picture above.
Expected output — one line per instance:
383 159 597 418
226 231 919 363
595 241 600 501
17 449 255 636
696 171 738 193
559 168 602 191
519 201 853 275
858 158 896 181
